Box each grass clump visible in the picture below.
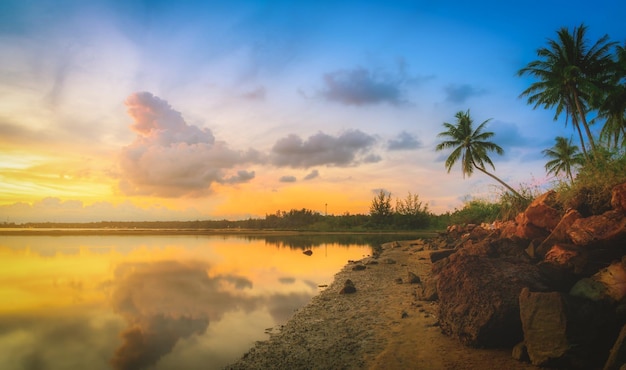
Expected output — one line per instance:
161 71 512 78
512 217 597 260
558 149 626 216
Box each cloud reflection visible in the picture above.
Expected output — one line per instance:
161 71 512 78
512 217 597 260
109 260 258 370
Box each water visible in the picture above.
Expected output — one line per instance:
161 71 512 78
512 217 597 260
0 233 379 370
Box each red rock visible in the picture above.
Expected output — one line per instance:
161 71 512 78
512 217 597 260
536 209 582 258
543 244 587 274
524 190 561 231
567 210 626 246
437 254 547 347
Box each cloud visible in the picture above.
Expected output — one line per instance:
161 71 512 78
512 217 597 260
387 131 421 150
270 130 378 168
220 170 256 185
319 67 406 106
444 84 487 104
240 86 266 101
119 92 261 197
279 175 297 183
303 169 319 180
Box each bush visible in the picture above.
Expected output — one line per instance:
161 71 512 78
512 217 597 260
560 149 626 216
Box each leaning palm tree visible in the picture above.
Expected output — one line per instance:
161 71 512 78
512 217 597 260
542 136 585 183
518 24 616 159
436 110 525 199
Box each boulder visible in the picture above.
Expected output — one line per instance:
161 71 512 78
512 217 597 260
604 324 626 370
612 182 626 213
524 190 562 231
430 249 456 263
570 260 626 303
437 253 547 347
536 209 582 258
568 210 626 247
543 243 588 275
519 288 618 369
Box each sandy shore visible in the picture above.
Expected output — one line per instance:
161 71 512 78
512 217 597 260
225 240 538 370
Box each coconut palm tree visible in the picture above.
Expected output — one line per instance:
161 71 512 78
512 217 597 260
542 136 584 183
598 42 626 149
436 110 525 199
518 24 616 159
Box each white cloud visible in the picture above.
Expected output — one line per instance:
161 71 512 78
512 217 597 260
119 92 261 197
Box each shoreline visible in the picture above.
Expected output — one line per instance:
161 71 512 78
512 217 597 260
225 240 537 370
0 228 438 237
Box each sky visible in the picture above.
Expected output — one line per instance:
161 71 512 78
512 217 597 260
1 0 624 223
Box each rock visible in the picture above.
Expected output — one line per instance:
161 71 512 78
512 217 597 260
519 288 618 369
605 324 626 370
570 260 626 303
394 277 403 284
407 271 420 284
511 342 530 363
430 249 456 263
543 243 588 274
524 190 561 231
437 253 548 347
536 209 582 258
611 182 626 213
416 276 438 301
384 258 396 264
568 210 626 247
507 191 562 240
339 279 356 294
352 264 366 271
303 250 313 256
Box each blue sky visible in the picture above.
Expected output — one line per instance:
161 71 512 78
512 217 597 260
1 0 624 222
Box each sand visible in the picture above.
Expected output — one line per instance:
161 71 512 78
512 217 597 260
225 240 538 370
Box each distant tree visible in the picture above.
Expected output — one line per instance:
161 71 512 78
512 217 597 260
369 189 393 226
542 136 585 183
394 192 430 229
518 24 617 158
436 110 525 199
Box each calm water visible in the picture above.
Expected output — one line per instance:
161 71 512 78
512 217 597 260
0 234 380 370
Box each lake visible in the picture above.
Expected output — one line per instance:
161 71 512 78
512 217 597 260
0 233 394 370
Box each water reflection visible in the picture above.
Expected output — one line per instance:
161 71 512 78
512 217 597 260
0 234 374 370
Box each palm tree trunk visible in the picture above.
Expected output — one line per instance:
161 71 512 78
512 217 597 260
572 116 589 160
474 166 526 200
572 89 597 153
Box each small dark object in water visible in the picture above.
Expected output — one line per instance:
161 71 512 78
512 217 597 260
303 250 313 256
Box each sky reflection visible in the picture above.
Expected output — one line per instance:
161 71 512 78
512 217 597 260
0 235 371 369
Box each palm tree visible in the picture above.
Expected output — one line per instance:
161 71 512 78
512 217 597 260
436 110 525 199
542 136 584 183
598 41 626 149
518 24 616 159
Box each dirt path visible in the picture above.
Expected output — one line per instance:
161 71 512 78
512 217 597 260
225 241 537 370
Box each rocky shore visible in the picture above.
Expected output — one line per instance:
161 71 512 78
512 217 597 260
225 240 536 370
226 182 626 370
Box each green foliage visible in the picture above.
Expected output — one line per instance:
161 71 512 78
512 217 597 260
369 189 393 227
559 148 626 216
447 200 501 225
496 183 539 221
